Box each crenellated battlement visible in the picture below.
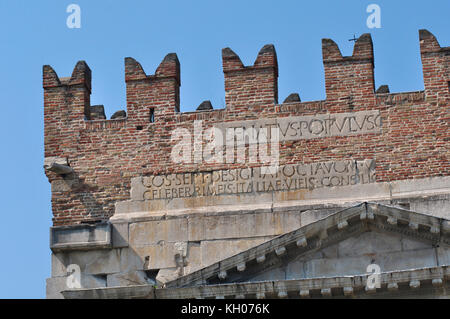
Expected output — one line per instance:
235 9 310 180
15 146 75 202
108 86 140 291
322 33 375 107
44 30 448 127
43 29 449 226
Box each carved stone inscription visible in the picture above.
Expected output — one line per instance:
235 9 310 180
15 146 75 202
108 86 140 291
132 159 376 201
216 110 382 141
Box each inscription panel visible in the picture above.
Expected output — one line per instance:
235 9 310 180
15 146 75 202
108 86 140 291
133 159 376 201
216 110 382 141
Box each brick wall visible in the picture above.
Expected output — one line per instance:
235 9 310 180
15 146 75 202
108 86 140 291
43 30 449 226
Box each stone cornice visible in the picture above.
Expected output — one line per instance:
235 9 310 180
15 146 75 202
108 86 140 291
61 265 450 299
165 202 449 289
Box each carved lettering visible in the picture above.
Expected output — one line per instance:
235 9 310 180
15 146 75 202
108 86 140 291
139 159 376 200
216 110 382 142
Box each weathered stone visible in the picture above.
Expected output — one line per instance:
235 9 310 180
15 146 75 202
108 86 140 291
410 195 450 219
337 231 402 257
129 218 188 246
90 105 106 120
401 237 429 251
134 243 183 269
46 277 67 299
201 238 270 266
111 110 126 119
250 267 286 282
376 85 390 93
47 273 106 299
51 253 67 277
375 249 437 272
47 163 74 175
196 100 213 111
184 242 203 274
119 247 146 273
217 110 382 142
188 211 299 242
81 274 107 289
111 222 129 248
156 268 180 286
107 270 150 287
44 157 68 172
303 256 372 278
50 223 111 252
437 247 450 266
67 249 122 275
283 93 301 103
129 160 377 205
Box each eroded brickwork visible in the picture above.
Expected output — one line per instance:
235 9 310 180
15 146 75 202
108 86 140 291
43 30 449 226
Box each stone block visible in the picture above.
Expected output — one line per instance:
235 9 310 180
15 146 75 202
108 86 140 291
337 231 402 257
156 268 180 285
201 237 271 266
134 243 184 269
67 249 121 275
129 218 188 246
437 247 450 266
300 209 337 227
303 256 372 278
107 270 150 287
410 196 450 219
111 222 129 248
401 237 430 251
50 223 111 251
391 176 450 199
81 274 107 289
119 247 146 272
47 273 106 299
188 211 299 242
184 242 203 274
375 248 437 272
51 253 67 277
307 244 338 260
249 267 286 282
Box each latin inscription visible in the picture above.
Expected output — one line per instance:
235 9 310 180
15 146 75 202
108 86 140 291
216 110 382 142
135 159 376 201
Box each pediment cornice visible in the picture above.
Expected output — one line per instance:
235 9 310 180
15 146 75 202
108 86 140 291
166 202 450 288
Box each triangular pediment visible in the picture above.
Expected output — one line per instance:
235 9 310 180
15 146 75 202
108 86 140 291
166 202 450 288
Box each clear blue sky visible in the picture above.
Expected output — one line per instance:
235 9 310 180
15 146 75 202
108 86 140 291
0 0 448 298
